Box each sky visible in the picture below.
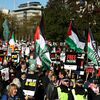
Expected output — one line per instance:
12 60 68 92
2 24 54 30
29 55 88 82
0 0 48 11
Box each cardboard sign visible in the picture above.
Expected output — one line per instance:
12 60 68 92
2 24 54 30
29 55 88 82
11 52 18 62
50 53 56 61
85 67 94 73
64 65 77 70
23 74 37 96
65 52 77 65
74 71 84 75
1 68 9 81
55 53 60 61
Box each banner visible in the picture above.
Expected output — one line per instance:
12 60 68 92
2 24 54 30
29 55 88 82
23 74 37 96
1 68 9 81
11 52 18 62
65 52 77 65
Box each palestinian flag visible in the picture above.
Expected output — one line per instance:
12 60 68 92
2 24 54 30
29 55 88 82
34 26 51 70
11 32 15 42
9 33 15 52
87 30 99 65
66 21 85 53
9 33 15 45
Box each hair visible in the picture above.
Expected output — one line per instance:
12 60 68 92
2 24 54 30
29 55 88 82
7 83 18 96
51 74 57 79
60 70 66 77
12 78 21 88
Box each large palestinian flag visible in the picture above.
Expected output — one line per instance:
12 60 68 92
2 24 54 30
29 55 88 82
66 21 85 53
87 30 99 65
34 26 51 70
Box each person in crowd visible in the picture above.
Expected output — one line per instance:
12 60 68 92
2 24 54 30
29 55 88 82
58 78 72 100
0 81 3 99
54 64 61 79
16 57 25 71
28 53 36 72
9 67 16 82
25 45 30 58
71 79 87 100
16 62 28 78
25 56 29 68
45 74 58 100
8 78 25 100
56 69 70 100
7 56 13 68
1 83 20 100
70 73 76 89
87 79 100 100
20 72 27 89
56 69 67 86
23 69 38 100
35 69 54 100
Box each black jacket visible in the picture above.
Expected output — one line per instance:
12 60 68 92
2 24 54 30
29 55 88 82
46 82 58 100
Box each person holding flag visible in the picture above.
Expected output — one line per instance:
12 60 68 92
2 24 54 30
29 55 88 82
34 15 51 71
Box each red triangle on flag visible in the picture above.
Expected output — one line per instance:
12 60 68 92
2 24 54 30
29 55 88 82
34 26 40 42
67 21 72 36
88 32 91 43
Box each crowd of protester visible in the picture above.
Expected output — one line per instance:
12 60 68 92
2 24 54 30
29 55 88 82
0 40 100 100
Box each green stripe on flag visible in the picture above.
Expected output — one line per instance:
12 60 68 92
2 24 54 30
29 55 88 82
66 37 83 53
88 47 98 65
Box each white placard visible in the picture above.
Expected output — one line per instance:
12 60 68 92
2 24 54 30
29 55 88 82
1 68 9 81
23 90 35 96
64 65 77 70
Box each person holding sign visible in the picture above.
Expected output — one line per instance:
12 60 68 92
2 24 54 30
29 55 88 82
23 70 38 100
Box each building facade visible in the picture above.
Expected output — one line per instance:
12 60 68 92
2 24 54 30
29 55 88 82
12 2 42 20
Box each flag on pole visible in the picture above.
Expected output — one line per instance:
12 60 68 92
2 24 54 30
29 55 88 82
9 33 15 45
34 18 51 70
3 19 10 42
66 21 85 53
11 32 15 42
87 29 99 65
9 33 15 52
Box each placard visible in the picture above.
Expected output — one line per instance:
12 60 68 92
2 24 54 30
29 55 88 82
50 53 56 61
1 68 9 81
23 74 37 96
64 65 77 70
85 67 94 73
65 52 77 65
11 52 18 62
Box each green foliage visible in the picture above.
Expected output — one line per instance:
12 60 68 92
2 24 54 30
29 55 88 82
44 0 100 44
44 0 69 42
